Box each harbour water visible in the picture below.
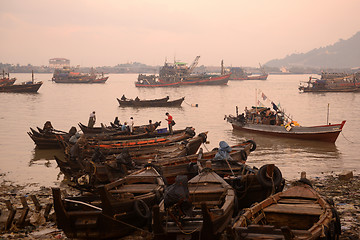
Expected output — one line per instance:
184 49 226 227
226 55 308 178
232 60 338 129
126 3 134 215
0 73 359 189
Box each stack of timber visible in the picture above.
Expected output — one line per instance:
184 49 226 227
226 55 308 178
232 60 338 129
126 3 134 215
231 172 341 240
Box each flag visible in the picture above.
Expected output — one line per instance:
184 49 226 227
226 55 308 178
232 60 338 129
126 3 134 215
271 101 278 111
261 93 267 101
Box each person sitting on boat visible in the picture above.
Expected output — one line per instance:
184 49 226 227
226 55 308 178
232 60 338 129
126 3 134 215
135 96 140 102
145 120 156 132
115 148 135 174
213 141 233 162
164 175 192 217
121 122 128 132
69 131 81 144
43 121 54 134
113 116 120 127
121 94 127 101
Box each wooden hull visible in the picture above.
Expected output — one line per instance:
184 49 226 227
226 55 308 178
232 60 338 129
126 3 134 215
227 116 346 143
52 168 164 239
153 170 235 240
91 76 108 83
0 82 42 93
230 74 268 80
232 181 341 239
117 97 184 107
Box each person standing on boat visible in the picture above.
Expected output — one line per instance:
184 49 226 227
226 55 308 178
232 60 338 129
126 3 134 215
165 112 174 134
129 117 134 133
88 111 96 128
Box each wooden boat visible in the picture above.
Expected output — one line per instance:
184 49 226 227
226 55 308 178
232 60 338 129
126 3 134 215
0 71 42 93
52 166 164 239
90 76 109 83
152 166 235 240
226 107 346 143
28 126 77 149
299 75 360 92
56 132 207 188
229 65 268 80
117 96 185 107
78 121 161 135
151 140 256 184
231 173 341 240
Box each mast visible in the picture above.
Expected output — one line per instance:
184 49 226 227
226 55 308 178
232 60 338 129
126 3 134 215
32 70 34 83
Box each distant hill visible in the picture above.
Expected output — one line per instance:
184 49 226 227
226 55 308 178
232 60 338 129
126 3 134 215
265 31 360 69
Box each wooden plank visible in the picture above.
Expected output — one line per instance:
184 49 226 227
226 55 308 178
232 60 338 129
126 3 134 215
263 203 323 215
109 183 158 193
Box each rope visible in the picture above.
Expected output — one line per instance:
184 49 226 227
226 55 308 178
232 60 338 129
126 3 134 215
184 100 198 107
340 131 355 143
101 212 151 234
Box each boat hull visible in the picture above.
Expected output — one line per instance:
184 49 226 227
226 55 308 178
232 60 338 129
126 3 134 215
227 116 346 143
117 97 184 107
230 74 268 80
0 82 42 93
135 74 230 87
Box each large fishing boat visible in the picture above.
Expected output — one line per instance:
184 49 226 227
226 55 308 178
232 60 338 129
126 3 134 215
135 56 230 87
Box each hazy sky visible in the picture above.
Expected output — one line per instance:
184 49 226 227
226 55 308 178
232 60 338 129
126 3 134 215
1 0 359 67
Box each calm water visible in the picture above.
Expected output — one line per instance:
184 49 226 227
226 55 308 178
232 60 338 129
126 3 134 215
0 73 359 189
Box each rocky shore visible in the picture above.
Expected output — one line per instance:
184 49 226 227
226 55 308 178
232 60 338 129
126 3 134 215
0 172 359 239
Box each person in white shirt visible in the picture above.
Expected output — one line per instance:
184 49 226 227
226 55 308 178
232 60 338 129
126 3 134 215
129 117 134 133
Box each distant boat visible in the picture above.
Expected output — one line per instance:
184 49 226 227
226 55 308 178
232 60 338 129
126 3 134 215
52 67 109 83
0 70 16 86
299 73 360 92
135 56 230 87
228 64 268 80
117 95 184 107
0 71 42 93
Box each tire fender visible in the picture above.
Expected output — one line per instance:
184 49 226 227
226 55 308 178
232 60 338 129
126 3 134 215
256 164 282 188
134 199 150 220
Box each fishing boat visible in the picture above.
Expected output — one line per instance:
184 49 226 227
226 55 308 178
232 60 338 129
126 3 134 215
116 95 185 107
135 56 230 87
0 70 16 86
231 172 341 240
52 166 165 239
228 64 268 80
52 67 109 83
152 164 235 240
0 71 42 93
226 112 345 143
225 91 346 143
299 74 360 92
78 120 162 135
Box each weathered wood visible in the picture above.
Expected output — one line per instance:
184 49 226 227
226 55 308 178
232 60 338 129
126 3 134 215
31 195 42 211
263 203 323 216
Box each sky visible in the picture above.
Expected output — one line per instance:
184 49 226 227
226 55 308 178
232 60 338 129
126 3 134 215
0 0 359 67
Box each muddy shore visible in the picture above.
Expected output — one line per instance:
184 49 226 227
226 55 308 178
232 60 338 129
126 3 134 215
0 173 359 239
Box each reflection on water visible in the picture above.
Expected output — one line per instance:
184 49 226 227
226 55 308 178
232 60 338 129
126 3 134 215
29 148 65 167
226 129 342 179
